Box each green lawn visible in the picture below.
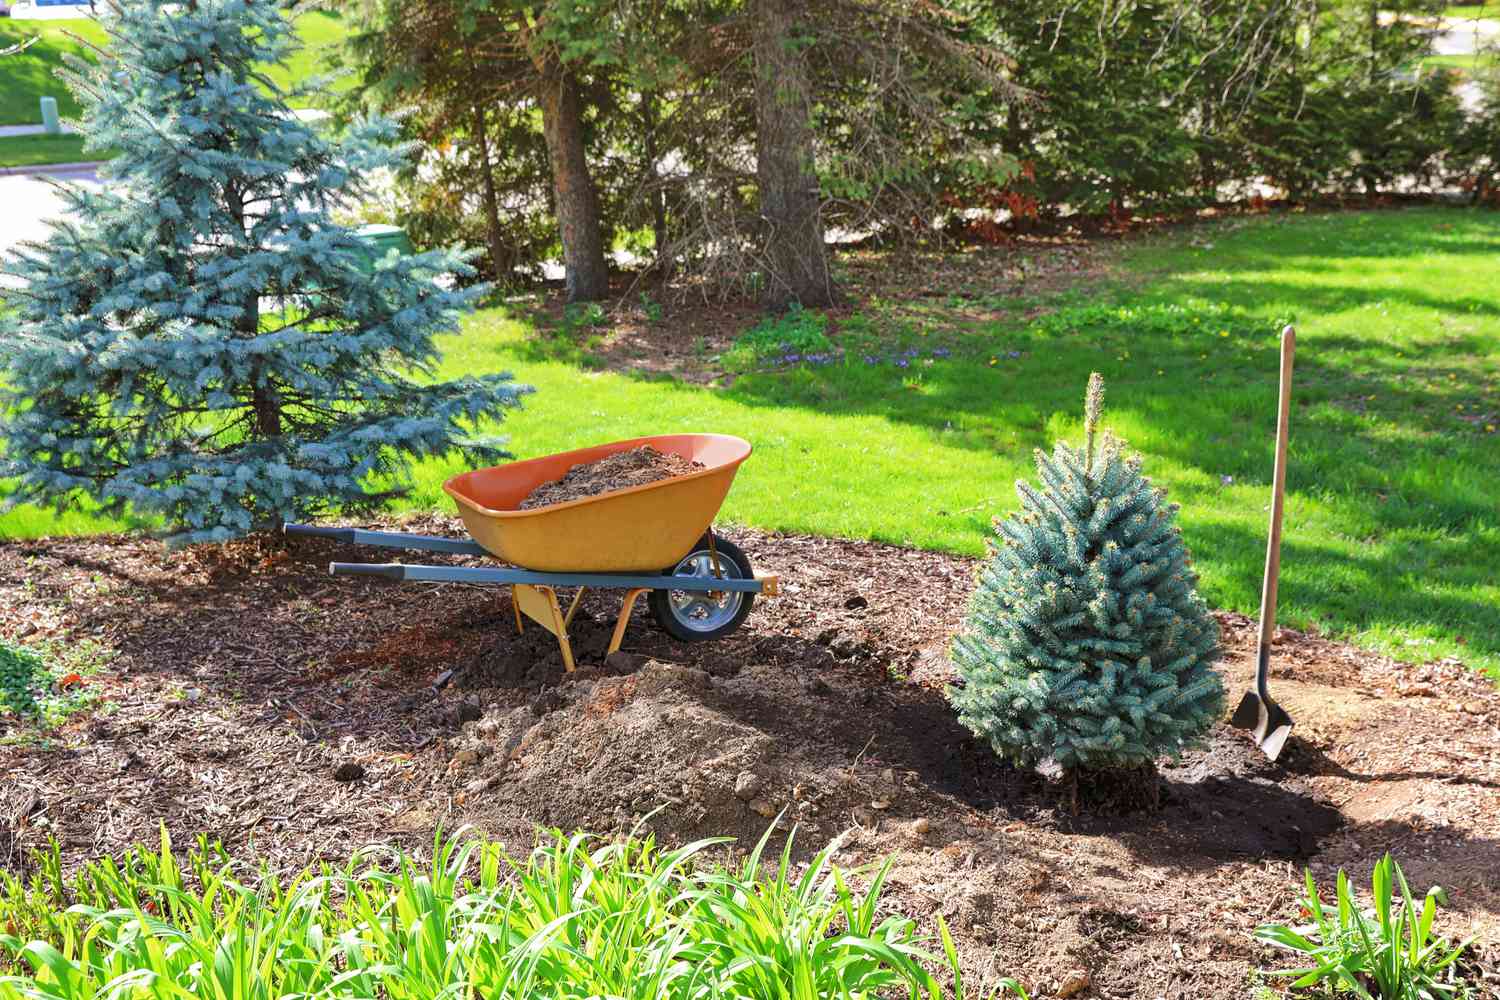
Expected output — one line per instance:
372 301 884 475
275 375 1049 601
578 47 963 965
0 10 347 128
0 133 113 168
3 208 1499 677
1424 52 1496 72
1442 3 1495 18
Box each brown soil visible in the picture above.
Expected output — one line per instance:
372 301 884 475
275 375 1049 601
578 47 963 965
1 522 1497 997
518 446 704 509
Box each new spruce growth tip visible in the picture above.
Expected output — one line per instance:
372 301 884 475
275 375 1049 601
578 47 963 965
950 375 1224 774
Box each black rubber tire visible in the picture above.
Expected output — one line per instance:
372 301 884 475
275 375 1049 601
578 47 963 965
648 533 756 642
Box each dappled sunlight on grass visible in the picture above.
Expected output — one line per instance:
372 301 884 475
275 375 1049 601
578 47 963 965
404 209 1500 674
2 207 1497 675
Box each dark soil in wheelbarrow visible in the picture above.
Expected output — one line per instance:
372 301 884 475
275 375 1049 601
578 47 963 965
518 445 703 509
1 519 1498 997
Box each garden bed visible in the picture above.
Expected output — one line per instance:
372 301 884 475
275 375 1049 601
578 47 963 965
1 522 1497 997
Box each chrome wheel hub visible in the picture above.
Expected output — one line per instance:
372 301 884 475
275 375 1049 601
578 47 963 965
665 550 743 634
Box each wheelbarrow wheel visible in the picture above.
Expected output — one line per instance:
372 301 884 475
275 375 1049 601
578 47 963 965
648 533 755 642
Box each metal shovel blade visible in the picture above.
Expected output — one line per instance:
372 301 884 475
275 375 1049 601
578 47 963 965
1231 687 1295 761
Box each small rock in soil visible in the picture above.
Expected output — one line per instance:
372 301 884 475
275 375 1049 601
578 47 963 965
1057 970 1091 998
911 817 932 836
332 761 364 783
734 771 764 801
451 749 481 766
748 797 778 818
831 636 861 660
466 775 498 795
844 594 869 610
520 446 704 510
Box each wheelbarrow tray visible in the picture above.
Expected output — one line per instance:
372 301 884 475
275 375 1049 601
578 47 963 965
442 433 751 573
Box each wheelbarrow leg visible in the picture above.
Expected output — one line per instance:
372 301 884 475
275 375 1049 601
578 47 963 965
512 583 577 672
608 588 650 656
564 587 587 628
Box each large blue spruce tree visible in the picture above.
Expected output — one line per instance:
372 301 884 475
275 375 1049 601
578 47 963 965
950 374 1224 776
0 0 529 542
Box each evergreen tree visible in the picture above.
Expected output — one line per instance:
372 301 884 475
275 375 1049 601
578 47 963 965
950 374 1224 774
0 0 528 543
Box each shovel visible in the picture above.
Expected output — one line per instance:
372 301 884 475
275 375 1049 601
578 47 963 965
1230 324 1296 761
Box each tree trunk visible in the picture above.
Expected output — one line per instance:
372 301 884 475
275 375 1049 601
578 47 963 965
537 60 610 302
641 91 671 279
471 103 511 285
227 179 279 442
752 0 833 308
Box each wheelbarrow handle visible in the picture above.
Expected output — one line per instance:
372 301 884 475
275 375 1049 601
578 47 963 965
284 523 356 543
329 562 408 580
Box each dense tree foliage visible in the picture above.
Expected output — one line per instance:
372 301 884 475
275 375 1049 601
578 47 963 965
0 0 528 542
335 0 1491 302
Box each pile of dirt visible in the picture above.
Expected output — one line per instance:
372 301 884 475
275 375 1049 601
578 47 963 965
519 446 703 509
1 521 1497 997
443 657 1345 859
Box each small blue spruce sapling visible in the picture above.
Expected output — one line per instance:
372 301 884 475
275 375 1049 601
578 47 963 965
950 373 1224 777
0 0 530 543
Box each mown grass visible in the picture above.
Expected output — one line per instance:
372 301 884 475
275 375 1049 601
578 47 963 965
0 827 1026 998
0 134 113 168
1441 2 1495 18
2 208 1498 678
0 11 347 129
408 208 1499 677
1424 51 1496 71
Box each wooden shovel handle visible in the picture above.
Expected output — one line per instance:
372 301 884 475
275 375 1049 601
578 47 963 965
1260 325 1295 652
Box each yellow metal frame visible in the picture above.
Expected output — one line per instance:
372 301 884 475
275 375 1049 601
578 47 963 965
510 584 652 672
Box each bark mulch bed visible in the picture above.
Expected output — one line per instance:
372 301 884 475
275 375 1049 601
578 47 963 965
1 520 1497 997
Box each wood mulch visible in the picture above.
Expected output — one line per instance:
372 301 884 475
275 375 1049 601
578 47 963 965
1 520 1497 997
518 446 703 509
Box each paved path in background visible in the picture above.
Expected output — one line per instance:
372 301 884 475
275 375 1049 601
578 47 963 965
0 124 77 138
0 164 100 267
1432 15 1500 55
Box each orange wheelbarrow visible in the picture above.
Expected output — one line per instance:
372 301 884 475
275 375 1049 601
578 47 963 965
286 434 779 671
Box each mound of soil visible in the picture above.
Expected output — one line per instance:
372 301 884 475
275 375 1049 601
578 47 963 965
1 521 1497 997
519 446 703 509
